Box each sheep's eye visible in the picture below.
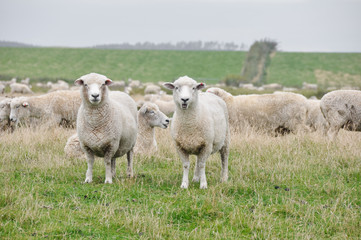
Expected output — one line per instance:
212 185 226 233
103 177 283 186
175 87 179 90
16 105 20 108
149 111 155 114
84 84 88 87
192 87 196 90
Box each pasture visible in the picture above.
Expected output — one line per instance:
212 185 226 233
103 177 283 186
0 124 360 239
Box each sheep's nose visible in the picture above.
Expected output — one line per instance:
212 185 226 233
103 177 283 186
10 117 17 122
92 94 99 99
165 119 170 123
181 98 189 103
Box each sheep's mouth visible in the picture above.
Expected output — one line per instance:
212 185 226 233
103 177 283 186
181 103 188 109
90 98 100 104
162 123 169 128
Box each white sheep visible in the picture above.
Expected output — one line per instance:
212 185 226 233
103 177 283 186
164 76 230 189
144 84 161 94
206 87 310 135
153 99 175 116
134 102 170 154
20 77 30 85
75 73 138 184
320 90 361 139
0 98 13 132
9 90 81 127
10 83 33 94
48 80 70 92
0 84 5 94
305 99 328 133
65 101 170 158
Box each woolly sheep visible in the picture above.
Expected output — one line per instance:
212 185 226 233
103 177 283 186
206 87 310 135
305 99 328 133
134 102 170 154
320 90 361 139
9 90 81 127
75 73 138 184
153 99 175 116
48 80 70 92
0 84 5 94
10 83 33 94
0 98 13 132
144 84 161 94
20 77 30 85
64 133 85 159
164 76 230 189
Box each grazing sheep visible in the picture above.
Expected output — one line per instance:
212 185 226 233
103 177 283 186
48 80 70 92
164 76 230 189
20 77 30 85
153 99 175 116
305 99 328 133
10 83 33 94
75 73 138 184
206 87 310 135
0 98 13 132
134 102 170 154
144 84 161 95
0 84 5 94
9 90 81 127
64 133 85 159
320 90 361 139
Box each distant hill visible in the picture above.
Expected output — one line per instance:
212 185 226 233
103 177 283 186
0 40 37 48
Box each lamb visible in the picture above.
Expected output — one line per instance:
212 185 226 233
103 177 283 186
305 99 328 133
66 102 169 158
133 102 170 154
9 90 81 127
206 87 310 135
164 76 230 189
10 83 33 94
75 73 138 184
320 90 361 139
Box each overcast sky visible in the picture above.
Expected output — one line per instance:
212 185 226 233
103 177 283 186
0 0 360 52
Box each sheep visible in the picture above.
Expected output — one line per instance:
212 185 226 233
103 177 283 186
75 73 138 184
9 90 81 127
65 101 170 158
206 87 310 135
0 84 5 94
20 77 30 85
320 90 361 140
10 83 33 94
134 102 170 154
144 84 161 94
153 99 175 116
164 76 230 189
305 99 328 133
48 80 70 92
0 98 13 132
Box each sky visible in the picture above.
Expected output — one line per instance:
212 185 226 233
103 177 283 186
0 0 360 52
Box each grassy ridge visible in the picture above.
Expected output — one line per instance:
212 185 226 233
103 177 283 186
0 126 360 239
0 48 245 84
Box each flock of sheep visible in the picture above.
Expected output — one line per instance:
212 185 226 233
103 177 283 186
1 73 361 188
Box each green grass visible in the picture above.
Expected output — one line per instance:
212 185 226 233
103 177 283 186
267 52 361 87
1 126 360 239
0 48 245 84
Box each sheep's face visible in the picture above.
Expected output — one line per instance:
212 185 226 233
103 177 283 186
75 73 112 105
163 76 205 110
140 103 170 129
9 98 30 124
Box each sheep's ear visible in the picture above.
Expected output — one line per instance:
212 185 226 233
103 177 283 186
140 106 148 115
196 82 205 90
105 79 113 86
22 102 29 107
75 79 84 86
163 82 175 90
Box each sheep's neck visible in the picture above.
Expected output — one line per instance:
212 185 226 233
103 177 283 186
83 103 112 127
137 117 155 146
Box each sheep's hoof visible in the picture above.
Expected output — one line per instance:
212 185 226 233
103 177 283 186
200 183 208 189
192 177 200 183
104 179 113 184
220 176 228 183
84 178 92 183
180 182 189 189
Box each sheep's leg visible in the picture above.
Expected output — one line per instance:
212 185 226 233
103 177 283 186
126 150 134 178
219 145 229 183
84 151 95 183
177 149 190 189
192 161 200 183
111 158 116 178
197 153 210 189
104 155 113 184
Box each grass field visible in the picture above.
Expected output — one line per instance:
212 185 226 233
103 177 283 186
1 47 361 87
0 125 360 239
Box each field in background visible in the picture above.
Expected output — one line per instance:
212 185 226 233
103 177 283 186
1 47 361 88
0 126 360 239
